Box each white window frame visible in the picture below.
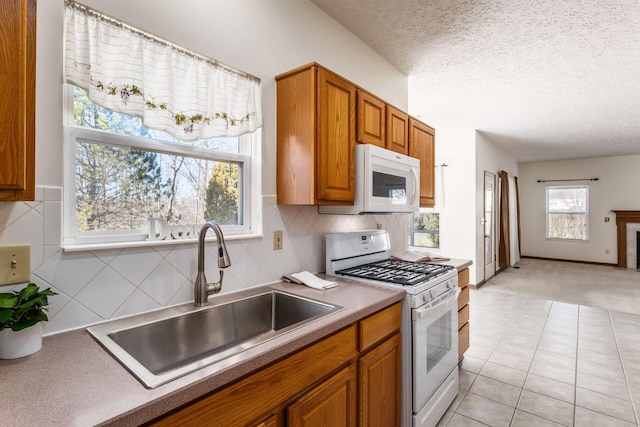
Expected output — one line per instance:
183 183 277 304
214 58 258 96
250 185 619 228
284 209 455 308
545 185 589 241
62 85 262 250
408 210 441 250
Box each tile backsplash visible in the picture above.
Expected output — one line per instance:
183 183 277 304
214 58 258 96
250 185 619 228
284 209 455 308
0 187 408 335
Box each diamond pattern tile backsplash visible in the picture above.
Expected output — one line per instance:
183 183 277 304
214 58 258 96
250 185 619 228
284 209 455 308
0 188 408 335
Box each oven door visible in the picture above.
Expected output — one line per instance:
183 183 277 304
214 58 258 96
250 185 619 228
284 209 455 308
411 287 460 412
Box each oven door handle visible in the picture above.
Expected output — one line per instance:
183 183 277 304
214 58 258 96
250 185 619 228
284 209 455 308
412 287 460 320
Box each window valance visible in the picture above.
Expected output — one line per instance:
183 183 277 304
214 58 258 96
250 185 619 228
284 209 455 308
64 0 262 141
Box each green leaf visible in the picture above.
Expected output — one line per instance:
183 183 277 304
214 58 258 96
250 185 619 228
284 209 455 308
39 288 56 297
0 308 12 323
19 283 39 300
12 319 39 331
17 297 42 310
0 295 19 308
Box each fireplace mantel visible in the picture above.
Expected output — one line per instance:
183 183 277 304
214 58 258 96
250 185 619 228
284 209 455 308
612 210 640 268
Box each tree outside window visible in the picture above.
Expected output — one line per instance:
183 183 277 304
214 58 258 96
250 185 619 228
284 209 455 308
409 213 440 248
70 86 247 241
546 185 589 240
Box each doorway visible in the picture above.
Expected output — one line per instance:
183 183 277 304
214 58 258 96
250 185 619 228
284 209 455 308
484 171 496 281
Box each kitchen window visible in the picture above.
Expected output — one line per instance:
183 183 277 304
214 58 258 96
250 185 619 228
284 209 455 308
62 1 262 249
409 212 440 248
546 185 589 240
64 86 260 248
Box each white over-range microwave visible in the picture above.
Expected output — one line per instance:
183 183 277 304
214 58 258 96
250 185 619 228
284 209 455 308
320 144 420 215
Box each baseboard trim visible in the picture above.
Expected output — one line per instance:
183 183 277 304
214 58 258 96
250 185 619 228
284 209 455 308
521 255 618 267
469 280 484 290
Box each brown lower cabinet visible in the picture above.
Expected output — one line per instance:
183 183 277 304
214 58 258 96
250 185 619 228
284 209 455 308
457 268 470 359
149 303 401 427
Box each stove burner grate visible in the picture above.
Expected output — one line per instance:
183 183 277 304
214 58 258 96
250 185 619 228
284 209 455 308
336 259 454 286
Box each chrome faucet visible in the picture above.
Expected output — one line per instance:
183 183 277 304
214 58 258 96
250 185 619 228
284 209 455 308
194 221 231 307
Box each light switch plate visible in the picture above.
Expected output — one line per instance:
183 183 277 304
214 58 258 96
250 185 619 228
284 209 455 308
273 230 283 250
0 245 31 286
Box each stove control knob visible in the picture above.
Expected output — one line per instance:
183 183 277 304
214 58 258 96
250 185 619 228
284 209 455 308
423 291 431 302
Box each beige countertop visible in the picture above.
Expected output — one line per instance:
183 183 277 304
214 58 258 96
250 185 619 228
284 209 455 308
0 278 404 427
432 258 473 272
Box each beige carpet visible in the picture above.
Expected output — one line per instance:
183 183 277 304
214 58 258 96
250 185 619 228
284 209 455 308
480 257 640 316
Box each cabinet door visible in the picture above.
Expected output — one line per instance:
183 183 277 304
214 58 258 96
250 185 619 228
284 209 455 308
0 0 36 201
386 106 409 155
359 333 401 427
316 68 356 204
276 66 316 205
287 365 357 427
409 118 435 207
356 90 385 147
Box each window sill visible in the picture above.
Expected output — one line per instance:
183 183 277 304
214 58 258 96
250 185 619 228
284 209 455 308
63 233 264 252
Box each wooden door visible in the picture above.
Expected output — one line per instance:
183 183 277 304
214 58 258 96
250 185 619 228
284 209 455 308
358 333 401 427
409 119 435 207
0 0 36 201
356 90 385 147
287 365 357 427
316 68 356 204
386 106 409 155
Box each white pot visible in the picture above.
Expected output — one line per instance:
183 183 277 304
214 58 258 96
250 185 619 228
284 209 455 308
0 322 44 359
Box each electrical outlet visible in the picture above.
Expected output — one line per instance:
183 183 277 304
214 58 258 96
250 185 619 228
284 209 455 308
605 248 611 255
0 245 31 285
273 230 283 250
604 217 610 223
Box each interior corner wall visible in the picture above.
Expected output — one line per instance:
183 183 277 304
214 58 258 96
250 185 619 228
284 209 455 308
432 128 477 283
519 154 640 264
475 132 519 284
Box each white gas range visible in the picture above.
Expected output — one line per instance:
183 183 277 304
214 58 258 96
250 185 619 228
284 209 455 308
326 230 460 427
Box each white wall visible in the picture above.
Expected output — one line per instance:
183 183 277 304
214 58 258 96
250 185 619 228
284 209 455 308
475 132 519 282
519 154 640 264
422 129 519 286
430 128 477 281
0 0 409 335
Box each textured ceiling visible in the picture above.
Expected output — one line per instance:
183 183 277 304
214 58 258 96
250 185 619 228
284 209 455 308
310 0 640 162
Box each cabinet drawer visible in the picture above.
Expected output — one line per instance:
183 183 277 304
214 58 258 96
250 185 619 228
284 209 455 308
359 303 401 352
458 322 470 358
458 285 469 311
458 304 469 330
458 268 469 287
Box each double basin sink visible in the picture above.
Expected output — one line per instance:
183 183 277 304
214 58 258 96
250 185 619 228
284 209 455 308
88 287 342 388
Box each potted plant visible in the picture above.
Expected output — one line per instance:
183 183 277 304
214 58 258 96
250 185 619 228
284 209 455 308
0 283 56 359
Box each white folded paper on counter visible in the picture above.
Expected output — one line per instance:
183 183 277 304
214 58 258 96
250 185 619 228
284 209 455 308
289 271 337 290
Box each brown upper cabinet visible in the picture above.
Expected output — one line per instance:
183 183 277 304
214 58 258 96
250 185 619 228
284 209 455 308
356 90 385 148
277 63 436 208
0 0 36 201
409 118 436 208
386 106 409 155
276 63 356 205
356 90 409 155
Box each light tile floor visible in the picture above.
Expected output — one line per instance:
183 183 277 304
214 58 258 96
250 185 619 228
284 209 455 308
439 260 640 426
